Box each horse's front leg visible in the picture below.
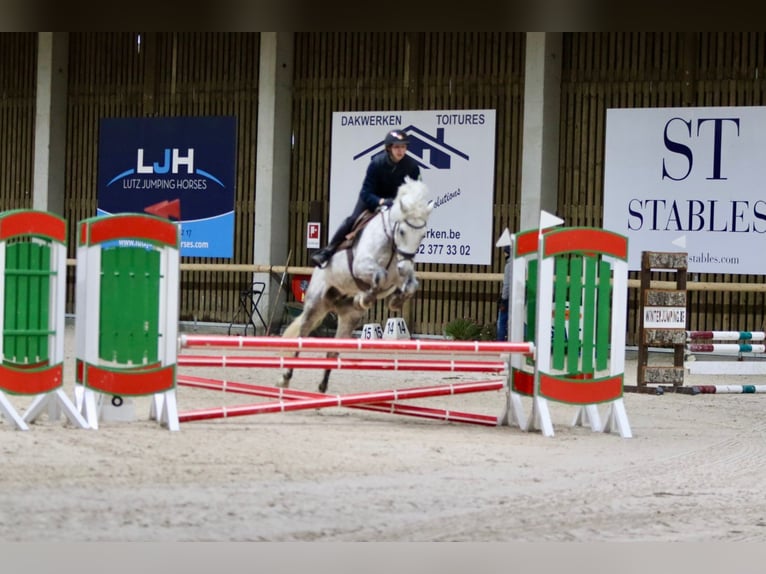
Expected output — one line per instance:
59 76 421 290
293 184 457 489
397 261 419 297
400 272 419 297
388 275 419 311
353 267 387 309
388 289 406 311
388 263 420 311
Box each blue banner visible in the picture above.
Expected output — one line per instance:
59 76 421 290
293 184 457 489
97 116 237 258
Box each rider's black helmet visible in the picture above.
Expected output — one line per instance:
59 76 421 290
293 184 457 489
384 129 410 147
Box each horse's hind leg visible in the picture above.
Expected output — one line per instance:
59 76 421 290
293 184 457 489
318 364 334 394
318 305 366 394
278 301 329 388
278 357 297 388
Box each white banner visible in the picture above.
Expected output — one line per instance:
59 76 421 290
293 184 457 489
603 106 766 274
330 110 496 265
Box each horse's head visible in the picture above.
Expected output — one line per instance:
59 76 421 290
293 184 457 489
388 176 434 275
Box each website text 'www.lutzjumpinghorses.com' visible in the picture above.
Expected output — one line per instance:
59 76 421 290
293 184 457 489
117 239 210 249
688 251 741 266
180 240 209 249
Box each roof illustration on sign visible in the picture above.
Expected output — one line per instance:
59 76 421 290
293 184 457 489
144 198 181 220
352 125 470 169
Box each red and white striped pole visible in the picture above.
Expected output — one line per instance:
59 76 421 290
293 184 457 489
178 354 508 373
178 378 505 423
179 334 534 355
177 374 501 426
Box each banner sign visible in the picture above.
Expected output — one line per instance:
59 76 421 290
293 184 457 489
603 106 766 274
330 110 496 265
97 116 237 258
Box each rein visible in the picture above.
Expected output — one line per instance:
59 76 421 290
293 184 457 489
389 211 428 261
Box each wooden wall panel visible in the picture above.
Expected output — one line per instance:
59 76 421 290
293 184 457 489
5 32 766 338
0 33 36 213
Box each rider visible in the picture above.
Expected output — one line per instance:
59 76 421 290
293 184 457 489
310 128 422 268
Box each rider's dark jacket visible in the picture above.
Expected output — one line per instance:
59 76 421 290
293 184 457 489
357 150 422 211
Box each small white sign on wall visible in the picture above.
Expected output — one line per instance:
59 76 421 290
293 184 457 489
307 222 320 250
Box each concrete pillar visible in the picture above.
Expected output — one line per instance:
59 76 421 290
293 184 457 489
519 32 562 231
254 32 294 332
33 32 68 215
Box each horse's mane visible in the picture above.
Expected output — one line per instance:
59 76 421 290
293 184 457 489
395 176 431 221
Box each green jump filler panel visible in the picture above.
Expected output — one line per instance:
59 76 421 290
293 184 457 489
75 213 180 430
506 223 632 438
0 210 87 430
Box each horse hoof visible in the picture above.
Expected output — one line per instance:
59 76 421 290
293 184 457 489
318 382 327 393
277 379 290 389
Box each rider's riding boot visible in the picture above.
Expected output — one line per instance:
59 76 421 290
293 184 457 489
310 244 336 268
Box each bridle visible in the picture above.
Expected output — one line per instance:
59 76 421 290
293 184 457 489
383 207 428 263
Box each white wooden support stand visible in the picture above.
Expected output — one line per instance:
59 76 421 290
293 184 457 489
0 393 29 430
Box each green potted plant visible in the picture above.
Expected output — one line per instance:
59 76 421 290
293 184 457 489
443 318 485 340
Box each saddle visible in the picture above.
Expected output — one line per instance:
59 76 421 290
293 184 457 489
337 209 377 251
